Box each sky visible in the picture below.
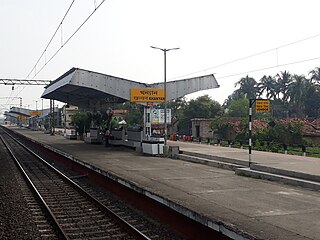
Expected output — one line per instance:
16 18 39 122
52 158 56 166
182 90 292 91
1 0 320 117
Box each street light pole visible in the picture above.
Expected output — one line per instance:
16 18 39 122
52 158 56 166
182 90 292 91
19 97 22 108
150 46 179 148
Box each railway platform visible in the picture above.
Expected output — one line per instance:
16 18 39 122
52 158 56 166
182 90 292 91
9 127 320 240
171 140 320 177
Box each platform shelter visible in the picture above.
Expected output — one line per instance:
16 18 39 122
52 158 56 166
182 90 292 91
41 68 219 110
41 68 219 153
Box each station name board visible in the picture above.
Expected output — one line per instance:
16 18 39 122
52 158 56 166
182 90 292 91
256 100 270 113
130 88 165 102
30 111 42 116
18 115 28 120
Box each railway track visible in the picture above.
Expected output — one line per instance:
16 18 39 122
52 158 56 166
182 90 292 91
2 126 231 239
0 129 150 240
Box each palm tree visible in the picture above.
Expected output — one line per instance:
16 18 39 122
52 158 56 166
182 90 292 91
258 75 276 99
223 91 245 108
288 74 308 117
234 75 258 99
309 67 320 85
275 71 292 103
304 83 320 117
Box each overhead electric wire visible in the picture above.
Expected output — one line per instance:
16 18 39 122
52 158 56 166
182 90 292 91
25 0 76 80
5 2 319 109
5 0 76 107
7 0 106 108
217 55 320 80
170 32 320 80
33 0 106 79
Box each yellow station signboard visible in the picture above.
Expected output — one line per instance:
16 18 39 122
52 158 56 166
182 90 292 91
130 88 165 102
256 100 270 113
18 115 28 120
30 111 42 116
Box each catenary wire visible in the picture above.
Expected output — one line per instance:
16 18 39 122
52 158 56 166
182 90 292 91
5 3 319 108
8 0 106 108
217 55 320 80
5 0 76 107
170 32 320 80
33 0 106 79
25 0 76 80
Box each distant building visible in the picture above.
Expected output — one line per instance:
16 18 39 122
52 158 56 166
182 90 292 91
191 118 212 139
28 107 60 130
61 105 79 129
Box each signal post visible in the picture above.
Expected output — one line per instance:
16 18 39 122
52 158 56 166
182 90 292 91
248 99 270 167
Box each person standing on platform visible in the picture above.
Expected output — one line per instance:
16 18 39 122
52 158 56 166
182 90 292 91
105 129 110 147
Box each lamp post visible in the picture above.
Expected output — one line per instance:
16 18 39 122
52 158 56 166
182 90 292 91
33 100 38 110
19 97 22 108
150 46 179 148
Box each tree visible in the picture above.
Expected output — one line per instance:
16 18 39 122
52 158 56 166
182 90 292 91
234 75 258 99
210 117 234 141
184 95 223 119
275 71 292 103
178 95 223 134
223 91 245 107
309 67 320 85
304 83 320 117
71 111 91 139
226 97 248 117
166 97 187 134
255 121 303 146
89 111 104 128
258 75 277 99
117 102 144 128
166 97 187 114
287 74 308 118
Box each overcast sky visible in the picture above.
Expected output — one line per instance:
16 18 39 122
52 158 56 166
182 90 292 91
1 0 320 117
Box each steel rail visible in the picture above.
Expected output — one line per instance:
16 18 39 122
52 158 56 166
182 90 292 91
1 128 151 240
0 134 69 240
